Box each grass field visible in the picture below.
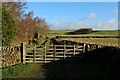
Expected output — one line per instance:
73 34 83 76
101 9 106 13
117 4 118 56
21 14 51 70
47 30 119 38
48 30 119 47
61 38 119 47
47 30 72 38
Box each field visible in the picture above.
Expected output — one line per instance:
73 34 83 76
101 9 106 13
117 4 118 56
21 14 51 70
47 30 72 38
60 38 119 47
48 30 119 47
48 30 119 38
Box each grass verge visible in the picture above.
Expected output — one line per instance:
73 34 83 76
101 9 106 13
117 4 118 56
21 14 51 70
2 63 45 78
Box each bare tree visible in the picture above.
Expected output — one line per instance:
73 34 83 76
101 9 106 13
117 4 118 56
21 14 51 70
34 17 49 38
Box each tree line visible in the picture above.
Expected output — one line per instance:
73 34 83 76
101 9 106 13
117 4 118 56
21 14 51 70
2 1 49 46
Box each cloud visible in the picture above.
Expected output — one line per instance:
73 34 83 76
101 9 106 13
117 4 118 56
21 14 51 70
78 19 118 30
84 18 118 30
51 18 118 30
87 13 97 19
80 13 97 21
51 21 93 30
95 18 118 30
52 22 61 27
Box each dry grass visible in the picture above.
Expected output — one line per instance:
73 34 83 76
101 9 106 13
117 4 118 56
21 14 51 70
61 38 119 47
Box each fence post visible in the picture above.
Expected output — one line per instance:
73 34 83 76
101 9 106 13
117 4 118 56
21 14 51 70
83 43 86 53
87 44 90 51
50 40 52 45
54 45 56 61
85 44 88 52
20 43 26 64
44 44 46 63
64 44 66 59
96 45 98 49
34 44 36 63
73 45 75 56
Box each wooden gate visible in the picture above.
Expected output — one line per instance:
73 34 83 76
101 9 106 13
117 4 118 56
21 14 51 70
22 43 86 63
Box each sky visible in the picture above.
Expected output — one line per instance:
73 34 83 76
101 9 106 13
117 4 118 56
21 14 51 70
2 0 119 2
25 0 119 2
26 2 118 30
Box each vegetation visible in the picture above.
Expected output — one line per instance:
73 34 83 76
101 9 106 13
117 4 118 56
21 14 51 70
35 17 50 37
73 28 93 34
2 63 45 78
2 7 16 46
2 1 50 45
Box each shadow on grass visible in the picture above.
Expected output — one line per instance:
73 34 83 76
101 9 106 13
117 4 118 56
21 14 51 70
44 46 120 80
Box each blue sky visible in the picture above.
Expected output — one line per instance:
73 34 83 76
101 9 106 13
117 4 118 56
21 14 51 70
25 0 119 2
26 2 118 30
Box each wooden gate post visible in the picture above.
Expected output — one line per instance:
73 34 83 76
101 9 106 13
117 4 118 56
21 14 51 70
44 44 46 63
54 45 56 61
83 43 86 53
96 45 98 49
34 44 36 63
20 43 26 64
85 44 88 52
87 44 90 51
64 44 66 59
73 45 75 56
